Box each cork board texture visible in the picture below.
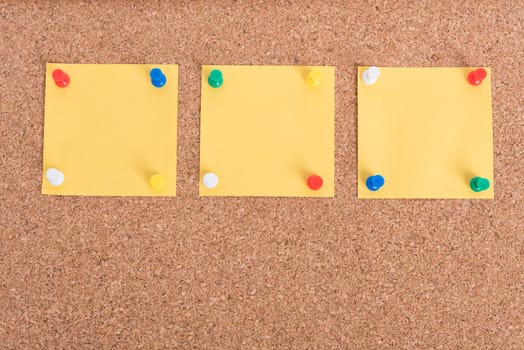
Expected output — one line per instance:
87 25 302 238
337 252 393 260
1 1 523 349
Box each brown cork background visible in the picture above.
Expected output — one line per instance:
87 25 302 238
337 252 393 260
1 0 523 349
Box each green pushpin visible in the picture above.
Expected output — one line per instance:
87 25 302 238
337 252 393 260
470 177 490 192
208 69 223 88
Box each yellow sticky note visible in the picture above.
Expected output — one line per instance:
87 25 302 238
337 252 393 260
358 67 493 199
42 63 178 196
200 65 335 197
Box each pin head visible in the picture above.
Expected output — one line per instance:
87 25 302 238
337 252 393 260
470 177 490 192
150 68 167 88
306 68 322 87
45 168 65 186
307 174 323 190
362 66 380 85
208 69 223 88
150 174 166 191
467 68 487 86
366 174 384 191
52 69 70 88
202 172 219 189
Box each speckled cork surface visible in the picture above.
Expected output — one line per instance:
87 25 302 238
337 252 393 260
1 1 523 348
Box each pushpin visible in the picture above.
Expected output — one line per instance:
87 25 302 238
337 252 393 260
306 68 322 87
150 68 166 88
52 69 70 88
149 174 166 191
202 172 219 189
362 66 380 85
45 168 64 186
470 177 490 192
307 174 323 190
467 68 487 86
366 174 384 191
208 69 223 88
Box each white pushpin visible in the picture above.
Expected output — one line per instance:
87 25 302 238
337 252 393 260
202 172 219 189
45 168 64 186
362 66 381 85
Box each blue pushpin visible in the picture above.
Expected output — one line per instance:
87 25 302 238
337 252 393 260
366 174 384 191
150 68 166 88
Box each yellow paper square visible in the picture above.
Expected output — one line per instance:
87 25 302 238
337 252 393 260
42 63 178 196
358 67 493 199
200 65 335 197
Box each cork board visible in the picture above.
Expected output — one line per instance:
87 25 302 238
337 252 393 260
1 1 523 349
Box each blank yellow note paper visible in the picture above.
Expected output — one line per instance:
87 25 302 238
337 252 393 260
42 64 178 196
358 67 493 199
200 65 335 197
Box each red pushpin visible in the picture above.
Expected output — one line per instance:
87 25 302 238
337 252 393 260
52 69 70 87
307 174 323 190
467 68 487 86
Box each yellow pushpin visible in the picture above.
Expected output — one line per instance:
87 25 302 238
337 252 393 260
149 174 166 191
306 68 322 87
